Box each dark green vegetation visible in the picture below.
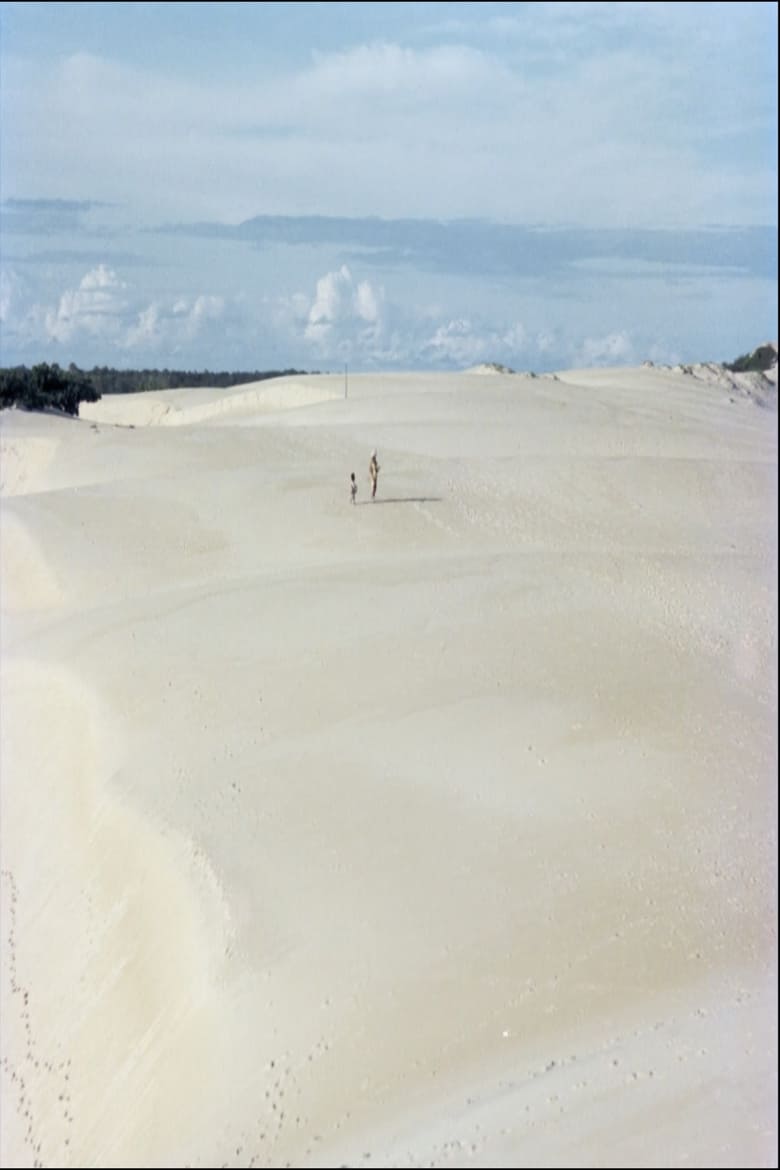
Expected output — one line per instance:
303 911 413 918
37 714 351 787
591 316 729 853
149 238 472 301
724 344 777 374
0 364 308 414
0 363 100 416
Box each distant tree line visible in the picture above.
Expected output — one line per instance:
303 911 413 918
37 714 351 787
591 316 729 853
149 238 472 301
0 363 310 414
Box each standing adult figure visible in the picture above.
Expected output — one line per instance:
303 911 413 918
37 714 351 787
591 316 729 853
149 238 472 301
369 449 380 500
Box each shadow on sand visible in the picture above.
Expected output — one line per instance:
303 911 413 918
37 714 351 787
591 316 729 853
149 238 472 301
357 497 442 505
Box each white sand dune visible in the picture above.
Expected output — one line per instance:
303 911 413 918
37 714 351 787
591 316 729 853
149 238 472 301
1 365 777 1168
78 377 346 429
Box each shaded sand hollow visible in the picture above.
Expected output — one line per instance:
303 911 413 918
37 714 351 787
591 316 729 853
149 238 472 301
1 366 777 1168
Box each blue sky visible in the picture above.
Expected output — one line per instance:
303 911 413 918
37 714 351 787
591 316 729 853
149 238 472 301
0 1 777 372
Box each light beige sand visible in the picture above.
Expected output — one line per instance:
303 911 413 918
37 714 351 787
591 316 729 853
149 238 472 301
1 365 777 1168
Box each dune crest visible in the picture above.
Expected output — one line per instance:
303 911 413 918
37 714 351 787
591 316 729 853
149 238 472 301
78 375 344 427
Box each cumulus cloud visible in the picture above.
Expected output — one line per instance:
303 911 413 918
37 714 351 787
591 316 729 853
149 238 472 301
422 317 532 368
0 263 239 365
423 319 485 366
124 293 229 355
292 267 566 370
0 269 18 323
577 330 635 366
124 302 162 347
44 264 129 344
304 265 386 353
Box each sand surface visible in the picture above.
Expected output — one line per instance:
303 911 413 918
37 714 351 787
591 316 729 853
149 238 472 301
1 365 777 1167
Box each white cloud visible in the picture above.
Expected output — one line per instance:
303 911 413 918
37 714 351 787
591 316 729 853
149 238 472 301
0 263 236 364
306 266 353 331
422 317 533 368
354 279 381 325
3 5 775 228
190 294 226 328
535 329 557 354
578 330 635 366
304 41 501 106
125 302 162 347
44 264 128 344
123 294 227 354
304 265 386 353
296 272 569 370
0 269 18 323
423 318 485 366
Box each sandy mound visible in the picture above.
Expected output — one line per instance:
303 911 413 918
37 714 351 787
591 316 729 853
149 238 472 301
673 361 777 407
464 362 516 375
0 427 61 497
78 375 345 427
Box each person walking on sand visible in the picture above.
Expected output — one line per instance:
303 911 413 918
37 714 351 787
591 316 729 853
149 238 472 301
369 449 380 500
350 472 358 505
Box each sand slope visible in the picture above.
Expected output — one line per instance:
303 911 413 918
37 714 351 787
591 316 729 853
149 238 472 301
1 367 777 1168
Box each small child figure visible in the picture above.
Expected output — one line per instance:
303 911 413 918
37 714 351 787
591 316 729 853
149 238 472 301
350 472 358 505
